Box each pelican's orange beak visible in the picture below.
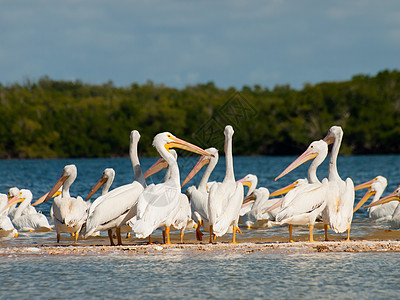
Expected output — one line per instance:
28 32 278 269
353 188 376 213
32 173 69 206
270 180 300 197
242 193 256 205
144 157 169 179
354 178 376 191
86 176 109 201
275 148 318 181
365 189 400 208
237 177 252 188
181 155 210 188
3 193 25 212
165 136 213 157
264 198 283 213
323 134 335 145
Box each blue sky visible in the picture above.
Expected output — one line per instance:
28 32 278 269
1 0 399 89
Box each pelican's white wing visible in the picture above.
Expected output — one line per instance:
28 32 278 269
212 182 244 236
85 182 144 236
276 183 329 225
329 178 354 233
133 182 181 238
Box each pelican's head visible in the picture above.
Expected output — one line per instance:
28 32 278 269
153 132 213 157
181 147 219 188
237 174 258 188
32 164 77 206
7 187 20 200
4 189 33 211
353 176 387 213
269 178 308 197
275 140 327 181
365 185 400 209
130 130 141 143
323 125 343 145
85 168 115 201
224 125 234 137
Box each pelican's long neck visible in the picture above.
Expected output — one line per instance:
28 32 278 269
198 158 217 191
158 146 180 187
308 153 326 184
130 138 145 187
223 132 235 183
371 185 386 205
102 176 114 196
328 132 343 182
14 194 32 219
62 177 73 198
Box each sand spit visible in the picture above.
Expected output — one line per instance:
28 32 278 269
1 240 400 256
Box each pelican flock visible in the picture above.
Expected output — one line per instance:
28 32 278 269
0 124 398 245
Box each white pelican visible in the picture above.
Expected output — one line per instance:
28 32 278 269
240 187 280 228
0 194 18 237
83 130 146 246
132 132 212 244
266 178 309 214
323 126 355 241
143 149 192 244
365 185 400 228
32 164 87 243
6 189 52 232
353 176 397 220
181 147 219 241
208 125 244 244
7 187 37 218
237 174 258 217
274 140 330 242
84 168 117 242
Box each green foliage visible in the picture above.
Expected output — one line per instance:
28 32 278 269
0 70 400 158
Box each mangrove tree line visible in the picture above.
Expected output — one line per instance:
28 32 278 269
0 69 399 159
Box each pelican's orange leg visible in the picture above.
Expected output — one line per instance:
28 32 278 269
289 224 294 243
164 226 172 245
324 224 329 241
209 225 214 244
308 224 315 242
196 220 204 241
345 225 351 242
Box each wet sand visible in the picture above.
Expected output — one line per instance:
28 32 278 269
1 229 400 256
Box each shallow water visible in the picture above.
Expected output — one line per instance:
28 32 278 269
1 156 400 298
1 252 399 299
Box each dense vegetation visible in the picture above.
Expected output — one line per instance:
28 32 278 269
0 70 399 159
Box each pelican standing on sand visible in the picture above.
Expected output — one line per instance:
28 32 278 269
323 126 355 241
83 130 146 245
132 132 212 244
143 149 192 244
181 147 219 241
208 125 244 244
32 164 87 243
274 140 330 242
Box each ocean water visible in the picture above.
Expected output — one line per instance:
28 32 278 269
1 155 400 298
1 252 399 299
